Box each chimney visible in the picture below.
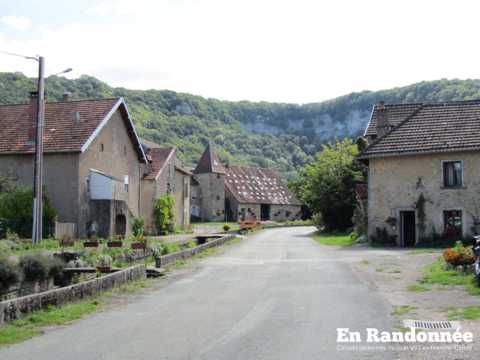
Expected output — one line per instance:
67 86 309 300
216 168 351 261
63 91 72 101
29 91 39 105
376 101 391 138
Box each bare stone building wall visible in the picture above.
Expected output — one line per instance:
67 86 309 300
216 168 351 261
79 110 143 238
270 204 302 221
368 150 480 244
193 173 225 221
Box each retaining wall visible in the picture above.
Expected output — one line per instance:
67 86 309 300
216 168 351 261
156 234 236 268
0 265 146 325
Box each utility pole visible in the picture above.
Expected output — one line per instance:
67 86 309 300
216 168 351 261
32 56 45 245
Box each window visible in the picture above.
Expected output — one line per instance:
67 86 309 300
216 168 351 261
86 177 90 194
443 161 463 188
100 143 104 152
124 175 129 192
443 210 462 237
124 146 127 156
216 195 221 201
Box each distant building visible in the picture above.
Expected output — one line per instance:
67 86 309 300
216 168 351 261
140 140 192 234
0 93 147 238
193 142 302 222
358 100 480 246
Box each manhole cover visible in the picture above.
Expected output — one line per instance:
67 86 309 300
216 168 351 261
403 319 461 330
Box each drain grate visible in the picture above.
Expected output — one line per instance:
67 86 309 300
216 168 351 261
403 319 460 330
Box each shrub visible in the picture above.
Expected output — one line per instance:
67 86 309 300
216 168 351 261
443 241 476 267
443 248 461 265
131 217 145 238
19 254 49 282
0 258 19 293
223 224 231 232
0 187 57 238
19 254 65 282
153 195 175 234
96 254 112 267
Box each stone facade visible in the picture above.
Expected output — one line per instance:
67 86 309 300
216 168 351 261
193 172 226 222
367 151 480 245
0 99 146 238
140 147 191 234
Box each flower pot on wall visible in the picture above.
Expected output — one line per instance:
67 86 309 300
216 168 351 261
131 242 146 250
96 266 111 273
83 241 99 248
107 241 123 248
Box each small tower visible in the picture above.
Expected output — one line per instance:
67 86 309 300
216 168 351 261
193 142 226 221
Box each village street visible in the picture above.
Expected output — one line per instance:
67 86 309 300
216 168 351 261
0 226 400 360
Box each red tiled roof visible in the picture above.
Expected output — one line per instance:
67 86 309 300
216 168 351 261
143 147 175 180
0 98 146 161
364 103 422 137
193 141 226 174
225 165 302 205
359 100 480 158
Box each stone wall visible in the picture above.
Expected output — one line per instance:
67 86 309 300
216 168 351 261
155 234 236 268
0 265 145 325
368 151 480 245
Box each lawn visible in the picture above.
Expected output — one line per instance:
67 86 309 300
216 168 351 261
191 222 239 231
313 233 355 247
446 306 480 320
420 257 480 296
0 301 100 346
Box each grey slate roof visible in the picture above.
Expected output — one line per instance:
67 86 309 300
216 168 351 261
359 100 480 159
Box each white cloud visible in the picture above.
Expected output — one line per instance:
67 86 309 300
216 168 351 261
1 0 480 103
1 15 32 30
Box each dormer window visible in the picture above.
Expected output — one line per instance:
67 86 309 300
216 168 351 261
442 161 463 188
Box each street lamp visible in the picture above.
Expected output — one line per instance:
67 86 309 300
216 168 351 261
32 60 72 244
0 50 71 244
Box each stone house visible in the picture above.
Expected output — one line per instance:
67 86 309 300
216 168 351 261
193 142 302 222
0 93 147 238
140 140 191 234
358 100 480 246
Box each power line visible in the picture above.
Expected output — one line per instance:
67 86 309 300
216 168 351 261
0 49 38 61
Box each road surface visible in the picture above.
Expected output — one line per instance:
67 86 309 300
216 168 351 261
0 227 398 360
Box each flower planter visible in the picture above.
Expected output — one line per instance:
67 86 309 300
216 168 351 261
96 266 111 273
83 241 99 248
107 241 123 248
131 242 146 250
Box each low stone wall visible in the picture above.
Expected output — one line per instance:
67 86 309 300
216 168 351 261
156 234 236 268
0 265 146 325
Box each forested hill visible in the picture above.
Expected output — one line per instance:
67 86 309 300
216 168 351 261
2 72 480 179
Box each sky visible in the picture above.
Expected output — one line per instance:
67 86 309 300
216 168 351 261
0 0 480 103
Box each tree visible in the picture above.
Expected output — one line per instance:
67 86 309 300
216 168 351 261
292 139 364 231
0 187 57 238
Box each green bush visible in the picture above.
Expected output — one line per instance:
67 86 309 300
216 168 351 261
19 254 65 282
0 259 19 293
223 224 231 232
131 217 145 239
153 195 175 234
0 187 57 239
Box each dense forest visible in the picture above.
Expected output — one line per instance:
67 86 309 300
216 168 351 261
2 72 480 179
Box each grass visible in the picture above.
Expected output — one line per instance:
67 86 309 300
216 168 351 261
313 233 355 247
360 260 370 265
391 305 417 317
420 257 480 296
375 268 384 272
0 278 157 347
0 301 100 346
407 284 430 292
446 306 480 320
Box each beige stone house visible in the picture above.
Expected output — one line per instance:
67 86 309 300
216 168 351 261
193 142 302 222
358 100 480 246
0 93 148 238
140 140 191 234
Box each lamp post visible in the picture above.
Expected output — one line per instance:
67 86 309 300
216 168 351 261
31 60 72 244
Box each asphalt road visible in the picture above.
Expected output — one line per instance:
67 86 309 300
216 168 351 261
0 227 398 360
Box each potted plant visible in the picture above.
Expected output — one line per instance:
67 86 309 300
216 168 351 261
96 254 113 273
107 235 123 248
131 217 147 249
83 237 99 248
